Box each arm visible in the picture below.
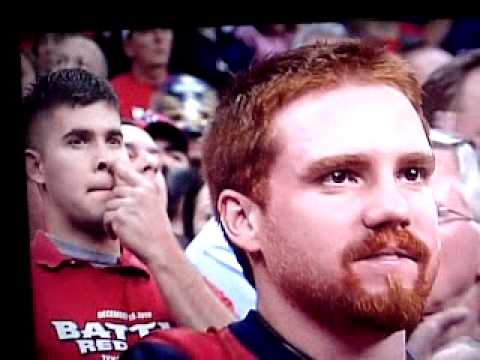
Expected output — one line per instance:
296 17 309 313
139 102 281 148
104 161 237 330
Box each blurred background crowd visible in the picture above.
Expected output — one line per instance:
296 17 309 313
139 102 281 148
18 17 480 248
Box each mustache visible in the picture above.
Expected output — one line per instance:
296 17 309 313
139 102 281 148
342 227 431 267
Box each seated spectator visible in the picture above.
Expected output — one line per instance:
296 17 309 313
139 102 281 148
32 33 67 76
408 129 480 359
52 34 109 78
122 39 440 360
348 20 402 52
145 121 190 175
110 28 173 120
163 168 200 248
150 73 218 168
182 179 212 242
403 46 453 84
121 123 161 180
292 22 349 48
186 218 257 319
423 49 480 152
234 24 297 61
20 51 36 95
168 27 254 91
24 69 235 359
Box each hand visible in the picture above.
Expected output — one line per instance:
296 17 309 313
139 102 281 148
407 306 470 360
431 337 480 360
103 160 177 264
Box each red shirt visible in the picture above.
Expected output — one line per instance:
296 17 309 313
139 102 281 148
31 231 175 360
123 327 256 359
110 72 156 121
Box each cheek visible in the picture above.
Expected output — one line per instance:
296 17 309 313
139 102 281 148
412 191 439 248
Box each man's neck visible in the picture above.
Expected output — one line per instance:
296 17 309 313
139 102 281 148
45 209 121 257
257 287 406 360
131 62 168 85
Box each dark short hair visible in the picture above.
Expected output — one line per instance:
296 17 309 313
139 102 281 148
23 68 118 148
422 49 480 126
145 121 189 154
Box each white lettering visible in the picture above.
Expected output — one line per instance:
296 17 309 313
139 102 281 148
76 339 97 354
137 312 152 319
157 321 171 330
105 323 128 340
102 355 119 360
81 322 111 339
51 321 81 340
97 310 129 320
129 322 156 337
113 340 128 351
96 339 113 352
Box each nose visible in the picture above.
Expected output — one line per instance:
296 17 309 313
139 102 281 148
95 144 117 173
153 29 169 43
362 181 411 230
134 150 160 180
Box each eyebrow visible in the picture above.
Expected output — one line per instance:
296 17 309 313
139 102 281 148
301 152 435 182
397 152 435 172
62 128 93 141
62 128 123 141
301 154 371 182
106 129 123 139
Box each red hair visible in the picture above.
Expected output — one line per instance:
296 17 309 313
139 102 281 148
203 39 427 211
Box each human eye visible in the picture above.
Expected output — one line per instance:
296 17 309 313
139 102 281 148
321 169 359 185
399 167 428 183
66 134 87 147
108 134 123 147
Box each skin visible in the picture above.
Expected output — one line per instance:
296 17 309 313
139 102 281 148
153 139 190 174
124 29 173 85
220 83 440 359
21 53 36 95
26 101 235 330
25 102 127 255
121 124 161 181
36 33 63 75
426 148 480 314
407 146 480 359
53 36 108 78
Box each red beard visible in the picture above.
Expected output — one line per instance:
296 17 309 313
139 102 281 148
266 226 433 333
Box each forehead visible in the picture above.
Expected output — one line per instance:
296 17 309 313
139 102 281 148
121 125 156 148
272 84 430 162
59 37 97 56
132 29 172 40
49 102 120 133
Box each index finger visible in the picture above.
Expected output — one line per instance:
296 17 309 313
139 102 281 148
111 159 148 188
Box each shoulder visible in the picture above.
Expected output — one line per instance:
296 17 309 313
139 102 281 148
110 72 134 87
121 340 190 359
122 327 254 360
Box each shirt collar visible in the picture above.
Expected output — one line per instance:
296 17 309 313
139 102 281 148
30 231 150 277
229 310 313 359
229 310 416 360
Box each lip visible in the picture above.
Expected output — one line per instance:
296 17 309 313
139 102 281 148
357 247 417 262
87 185 114 192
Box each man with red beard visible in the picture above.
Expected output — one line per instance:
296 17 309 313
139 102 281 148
121 39 441 360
